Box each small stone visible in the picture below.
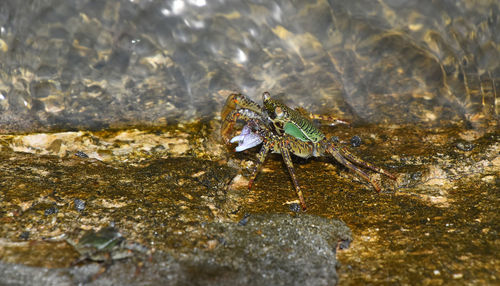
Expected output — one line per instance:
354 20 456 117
452 273 463 279
74 198 86 212
350 135 362 147
337 239 351 250
411 172 422 181
288 203 301 213
206 239 218 250
229 174 249 189
75 151 89 158
459 130 482 141
238 213 251 226
19 231 30 240
481 175 495 183
455 141 474 151
44 205 58 216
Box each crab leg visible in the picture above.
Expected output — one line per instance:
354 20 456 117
279 140 307 210
335 142 396 180
247 125 309 210
221 109 263 143
221 93 262 121
248 141 271 190
325 145 382 191
308 114 349 126
294 107 349 126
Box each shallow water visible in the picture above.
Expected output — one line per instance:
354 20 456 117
0 0 498 133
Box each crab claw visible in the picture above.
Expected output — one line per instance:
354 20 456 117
230 125 263 152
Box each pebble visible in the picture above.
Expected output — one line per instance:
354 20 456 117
19 231 30 240
238 213 251 226
74 199 86 212
288 203 301 213
456 141 474 151
351 135 362 147
74 151 89 158
44 205 58 216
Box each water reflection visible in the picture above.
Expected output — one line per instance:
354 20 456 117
0 0 497 132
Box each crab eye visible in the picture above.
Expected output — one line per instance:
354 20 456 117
275 106 283 118
263 92 271 101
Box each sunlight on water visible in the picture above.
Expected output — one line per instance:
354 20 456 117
0 0 497 133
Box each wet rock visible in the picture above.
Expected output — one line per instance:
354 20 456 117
0 124 498 285
0 214 351 286
67 227 149 263
187 213 352 286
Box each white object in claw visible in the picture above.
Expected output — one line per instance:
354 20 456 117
230 125 263 152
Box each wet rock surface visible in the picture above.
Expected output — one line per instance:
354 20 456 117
0 214 350 286
0 122 498 285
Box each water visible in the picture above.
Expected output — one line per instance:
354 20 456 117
0 0 498 132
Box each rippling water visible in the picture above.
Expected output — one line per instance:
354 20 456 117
0 0 498 132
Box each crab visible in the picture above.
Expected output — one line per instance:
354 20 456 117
221 91 396 210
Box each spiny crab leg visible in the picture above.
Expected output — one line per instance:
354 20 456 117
326 145 382 191
309 114 350 126
278 140 307 210
247 140 271 190
324 139 396 191
231 123 308 210
221 109 263 143
230 121 269 189
251 127 310 210
221 93 263 122
336 144 397 180
294 107 350 126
